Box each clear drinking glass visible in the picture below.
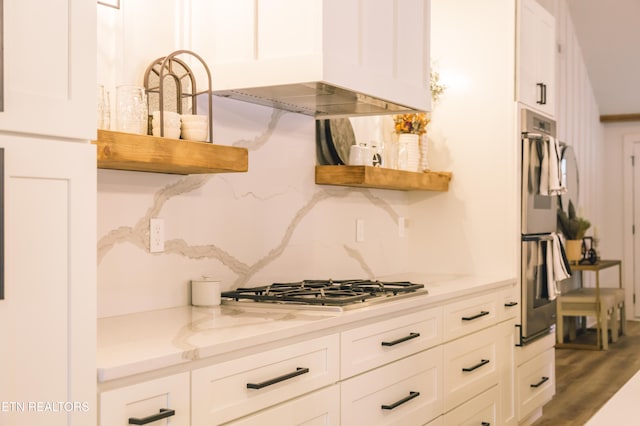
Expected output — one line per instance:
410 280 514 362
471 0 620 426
115 85 148 134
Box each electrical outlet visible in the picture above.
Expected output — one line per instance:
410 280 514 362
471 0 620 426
150 218 164 253
356 219 365 242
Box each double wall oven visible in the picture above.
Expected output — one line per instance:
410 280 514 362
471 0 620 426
518 108 558 345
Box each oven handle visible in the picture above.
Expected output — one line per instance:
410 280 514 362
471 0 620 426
381 332 420 347
246 367 309 389
522 234 554 242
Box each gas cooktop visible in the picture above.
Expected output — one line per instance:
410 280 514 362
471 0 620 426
221 279 427 312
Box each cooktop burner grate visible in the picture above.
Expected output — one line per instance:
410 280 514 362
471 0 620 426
221 279 426 307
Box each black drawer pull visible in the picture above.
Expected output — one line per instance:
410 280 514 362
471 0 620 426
504 301 518 307
381 332 420 347
462 359 490 372
536 82 545 104
128 408 175 425
247 367 309 389
482 423 491 426
530 376 549 388
462 311 489 321
381 391 420 410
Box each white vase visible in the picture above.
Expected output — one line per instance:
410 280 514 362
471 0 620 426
419 133 430 171
397 133 420 171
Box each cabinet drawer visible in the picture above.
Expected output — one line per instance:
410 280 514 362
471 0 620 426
442 386 498 426
226 384 340 426
341 346 443 426
517 346 555 421
443 325 499 412
443 292 499 341
498 283 519 321
341 306 442 378
99 372 190 426
192 334 339 425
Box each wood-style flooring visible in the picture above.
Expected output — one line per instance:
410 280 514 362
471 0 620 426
532 320 640 425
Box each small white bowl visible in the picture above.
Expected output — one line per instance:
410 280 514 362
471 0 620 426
152 110 180 121
181 128 208 141
181 122 208 131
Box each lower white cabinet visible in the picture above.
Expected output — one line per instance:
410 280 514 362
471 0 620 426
442 386 498 426
341 347 443 426
516 345 555 422
99 373 190 426
443 325 499 412
226 385 340 426
191 334 339 425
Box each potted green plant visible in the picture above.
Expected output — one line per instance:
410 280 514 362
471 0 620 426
557 200 591 263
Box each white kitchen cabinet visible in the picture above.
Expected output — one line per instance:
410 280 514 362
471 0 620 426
190 0 431 115
442 386 498 426
516 0 556 117
443 291 499 341
443 324 499 412
0 138 96 426
516 343 555 423
99 373 190 426
341 347 443 426
0 0 96 140
340 306 442 378
191 334 339 425
226 385 340 426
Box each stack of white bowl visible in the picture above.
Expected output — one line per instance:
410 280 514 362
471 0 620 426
151 111 181 139
180 114 209 142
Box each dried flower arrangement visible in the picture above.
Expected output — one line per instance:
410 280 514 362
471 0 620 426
393 112 430 135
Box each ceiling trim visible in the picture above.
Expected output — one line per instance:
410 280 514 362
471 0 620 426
600 114 640 123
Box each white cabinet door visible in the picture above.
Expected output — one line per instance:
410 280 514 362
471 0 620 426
341 347 443 426
192 334 339 425
341 306 442 378
516 346 555 422
99 373 190 426
0 0 96 140
517 0 556 117
0 138 96 426
442 386 498 426
443 325 499 412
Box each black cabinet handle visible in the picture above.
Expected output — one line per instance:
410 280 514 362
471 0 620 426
462 311 489 321
543 83 548 104
530 376 549 388
381 391 420 410
128 408 175 425
482 423 491 426
504 301 518 307
462 359 490 372
247 367 309 389
381 332 420 347
536 82 545 104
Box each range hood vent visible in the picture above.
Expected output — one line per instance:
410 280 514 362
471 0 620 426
214 82 420 119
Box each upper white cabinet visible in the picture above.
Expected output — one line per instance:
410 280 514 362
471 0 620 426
517 0 556 117
190 0 431 116
0 0 96 140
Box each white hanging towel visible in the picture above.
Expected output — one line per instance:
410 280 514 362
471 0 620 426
545 232 572 300
539 136 567 196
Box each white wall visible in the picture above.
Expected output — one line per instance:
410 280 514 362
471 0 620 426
409 0 518 279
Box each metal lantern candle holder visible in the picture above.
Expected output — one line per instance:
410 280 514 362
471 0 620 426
143 50 213 142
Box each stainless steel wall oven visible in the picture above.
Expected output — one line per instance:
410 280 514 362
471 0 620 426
518 109 558 345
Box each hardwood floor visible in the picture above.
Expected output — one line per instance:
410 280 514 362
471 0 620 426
532 320 640 425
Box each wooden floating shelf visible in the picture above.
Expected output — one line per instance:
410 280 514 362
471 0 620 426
92 130 248 175
315 165 452 191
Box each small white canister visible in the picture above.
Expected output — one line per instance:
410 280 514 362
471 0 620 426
191 278 221 307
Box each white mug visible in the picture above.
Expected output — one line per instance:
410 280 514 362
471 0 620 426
191 279 221 307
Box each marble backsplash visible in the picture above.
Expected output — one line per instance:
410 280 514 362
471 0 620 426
97 98 413 318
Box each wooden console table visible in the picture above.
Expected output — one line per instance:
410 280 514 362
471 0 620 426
557 259 625 350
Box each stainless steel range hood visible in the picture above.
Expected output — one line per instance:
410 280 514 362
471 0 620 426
213 82 420 119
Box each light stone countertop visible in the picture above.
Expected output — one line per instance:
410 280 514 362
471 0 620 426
97 273 516 383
